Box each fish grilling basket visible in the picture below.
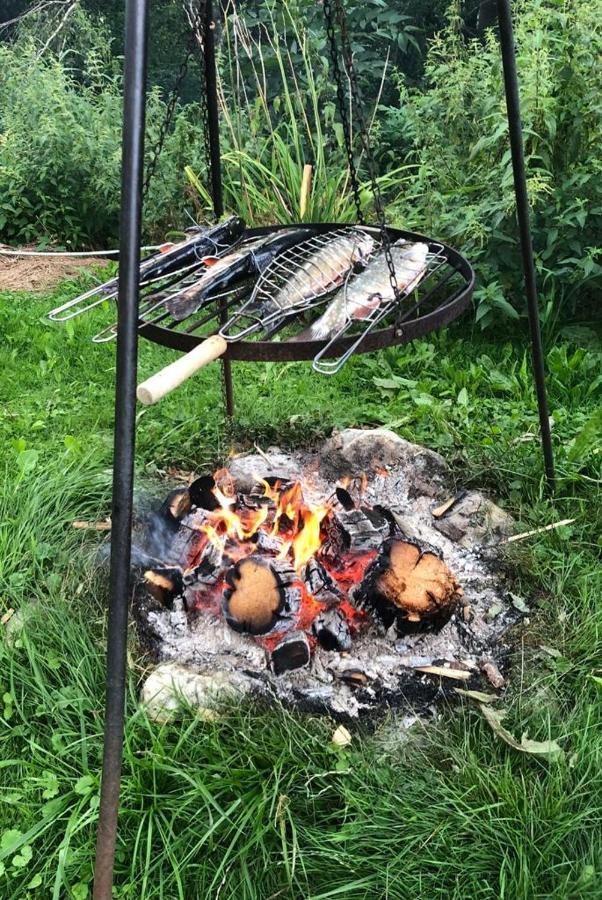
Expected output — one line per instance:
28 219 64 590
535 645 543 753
139 224 472 360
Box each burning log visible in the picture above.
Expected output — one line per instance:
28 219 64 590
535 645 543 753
270 631 311 675
223 556 301 635
357 537 463 631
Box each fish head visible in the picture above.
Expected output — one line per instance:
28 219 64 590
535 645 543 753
222 216 246 241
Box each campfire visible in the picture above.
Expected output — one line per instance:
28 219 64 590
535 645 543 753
134 429 516 719
143 467 464 674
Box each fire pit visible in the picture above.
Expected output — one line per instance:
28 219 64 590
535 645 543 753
134 429 516 720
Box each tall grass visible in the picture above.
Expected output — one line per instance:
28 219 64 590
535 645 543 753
187 0 411 224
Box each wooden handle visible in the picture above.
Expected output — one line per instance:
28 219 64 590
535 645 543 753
136 335 227 405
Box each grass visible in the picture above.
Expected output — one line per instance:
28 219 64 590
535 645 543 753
0 273 601 898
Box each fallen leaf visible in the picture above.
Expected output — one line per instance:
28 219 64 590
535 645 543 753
540 645 562 659
480 705 563 762
455 689 500 703
509 593 530 614
485 602 503 622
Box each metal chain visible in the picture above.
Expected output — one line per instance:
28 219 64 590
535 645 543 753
142 1 209 203
188 0 214 211
326 0 402 310
322 0 364 225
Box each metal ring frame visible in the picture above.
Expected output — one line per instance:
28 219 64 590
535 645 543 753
137 224 474 359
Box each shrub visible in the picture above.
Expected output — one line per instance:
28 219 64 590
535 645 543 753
388 0 602 331
0 41 205 246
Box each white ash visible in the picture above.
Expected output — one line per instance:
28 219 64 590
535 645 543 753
135 428 518 719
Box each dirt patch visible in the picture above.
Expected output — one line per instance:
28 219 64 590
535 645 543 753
0 246 109 292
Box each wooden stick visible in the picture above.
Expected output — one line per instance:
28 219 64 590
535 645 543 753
503 518 575 544
137 335 228 405
300 164 313 219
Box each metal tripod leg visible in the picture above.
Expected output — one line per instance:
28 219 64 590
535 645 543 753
93 1 149 897
497 0 555 489
202 0 234 418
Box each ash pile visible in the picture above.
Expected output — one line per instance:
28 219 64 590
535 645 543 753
134 429 517 720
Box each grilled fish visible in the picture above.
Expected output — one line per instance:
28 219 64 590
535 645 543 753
294 240 429 341
99 216 245 295
167 227 316 322
261 229 375 314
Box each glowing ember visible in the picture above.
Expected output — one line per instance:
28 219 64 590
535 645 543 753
143 463 461 673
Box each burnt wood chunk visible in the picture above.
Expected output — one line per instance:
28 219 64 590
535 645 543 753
188 474 220 510
358 537 463 631
143 567 183 607
322 507 392 556
336 486 355 511
313 608 352 651
270 631 310 675
304 558 341 602
223 557 300 635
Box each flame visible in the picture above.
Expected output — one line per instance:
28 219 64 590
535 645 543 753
292 505 330 571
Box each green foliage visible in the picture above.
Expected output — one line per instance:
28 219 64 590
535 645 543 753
0 38 205 246
185 1 411 225
389 0 602 331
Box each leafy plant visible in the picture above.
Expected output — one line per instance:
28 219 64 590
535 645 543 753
388 0 602 333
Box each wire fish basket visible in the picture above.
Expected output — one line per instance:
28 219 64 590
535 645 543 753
311 240 447 375
220 227 377 341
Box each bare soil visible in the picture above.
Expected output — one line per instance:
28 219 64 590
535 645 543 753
0 245 109 292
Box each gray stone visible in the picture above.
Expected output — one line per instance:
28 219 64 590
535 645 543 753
321 428 450 484
433 491 513 548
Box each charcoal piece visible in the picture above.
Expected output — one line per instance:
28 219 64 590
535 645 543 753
143 567 184 607
336 486 355 511
182 539 223 587
313 608 352 652
188 474 220 510
323 507 391 555
223 556 301 635
356 537 463 632
270 631 311 675
253 530 286 555
304 558 342 601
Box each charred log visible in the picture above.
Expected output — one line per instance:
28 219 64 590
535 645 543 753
313 608 352 651
188 474 220 511
322 506 393 557
146 488 192 557
223 556 301 635
270 631 311 675
357 538 463 632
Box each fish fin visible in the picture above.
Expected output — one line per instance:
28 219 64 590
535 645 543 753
159 243 175 253
290 316 333 343
202 256 220 267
